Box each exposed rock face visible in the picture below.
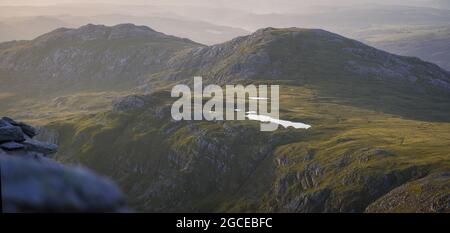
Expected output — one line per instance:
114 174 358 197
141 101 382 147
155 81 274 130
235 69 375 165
365 172 450 213
113 95 148 112
0 117 127 212
112 92 172 112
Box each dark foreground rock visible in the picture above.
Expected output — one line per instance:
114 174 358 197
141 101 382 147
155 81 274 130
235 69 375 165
1 117 37 138
0 141 25 150
0 117 57 155
0 117 128 212
0 154 127 212
0 125 25 143
21 139 58 155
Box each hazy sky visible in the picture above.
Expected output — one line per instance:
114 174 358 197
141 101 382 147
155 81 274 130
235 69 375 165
0 0 445 16
0 0 436 8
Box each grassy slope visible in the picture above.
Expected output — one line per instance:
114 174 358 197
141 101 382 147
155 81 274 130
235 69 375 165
41 83 450 212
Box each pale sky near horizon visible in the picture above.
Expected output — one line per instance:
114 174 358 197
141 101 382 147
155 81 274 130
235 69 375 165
0 0 446 17
0 0 435 7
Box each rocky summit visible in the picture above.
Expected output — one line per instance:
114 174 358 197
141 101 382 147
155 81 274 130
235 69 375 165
0 24 203 95
0 117 127 212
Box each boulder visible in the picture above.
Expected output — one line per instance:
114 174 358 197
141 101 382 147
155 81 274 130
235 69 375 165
0 142 25 151
337 137 354 143
0 117 129 212
1 154 127 212
18 123 38 138
0 125 25 142
1 117 18 125
22 139 58 155
1 117 37 138
0 119 12 127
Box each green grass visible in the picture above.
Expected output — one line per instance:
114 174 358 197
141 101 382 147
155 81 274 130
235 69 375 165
25 83 449 212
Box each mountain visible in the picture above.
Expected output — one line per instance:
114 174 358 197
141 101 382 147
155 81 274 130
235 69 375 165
0 15 250 45
0 23 202 95
355 26 450 71
223 5 450 31
1 24 449 212
1 4 448 69
2 25 449 119
156 27 450 121
57 14 250 45
160 4 450 71
0 16 72 42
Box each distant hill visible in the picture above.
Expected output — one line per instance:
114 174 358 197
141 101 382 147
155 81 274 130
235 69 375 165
1 4 448 68
0 15 250 45
354 26 450 71
224 5 450 31
0 16 72 42
186 4 450 70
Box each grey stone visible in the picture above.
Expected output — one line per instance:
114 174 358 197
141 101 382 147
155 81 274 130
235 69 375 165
337 137 354 143
0 142 25 151
1 117 17 125
19 124 38 138
0 119 12 127
373 149 396 157
1 117 37 138
22 139 58 154
112 95 147 112
1 154 127 212
0 125 25 142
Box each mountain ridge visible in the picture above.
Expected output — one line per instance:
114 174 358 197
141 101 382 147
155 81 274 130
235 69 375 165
1 24 449 89
0 24 203 95
1 24 450 122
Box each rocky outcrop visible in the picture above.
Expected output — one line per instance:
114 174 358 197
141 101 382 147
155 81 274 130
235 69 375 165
365 172 450 213
0 117 57 155
113 95 148 112
112 92 171 112
0 117 127 212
